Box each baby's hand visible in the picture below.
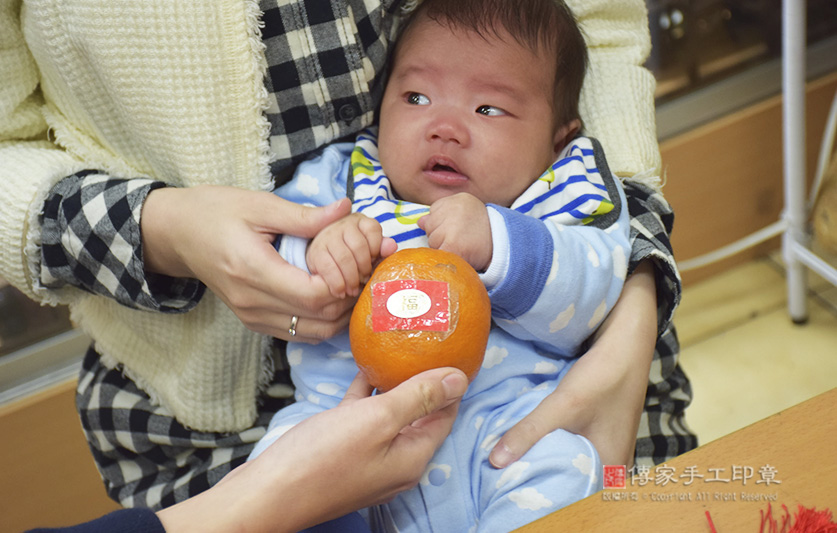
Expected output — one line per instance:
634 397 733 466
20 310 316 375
417 193 492 272
307 213 397 298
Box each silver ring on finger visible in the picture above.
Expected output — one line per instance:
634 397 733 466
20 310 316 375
289 315 299 337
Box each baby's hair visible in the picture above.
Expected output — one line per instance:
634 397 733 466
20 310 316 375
398 0 588 127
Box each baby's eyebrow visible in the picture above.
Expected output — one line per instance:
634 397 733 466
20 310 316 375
391 62 528 103
391 63 437 82
469 80 525 101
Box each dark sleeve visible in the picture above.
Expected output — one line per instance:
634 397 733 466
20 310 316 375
39 170 205 312
622 179 682 335
26 508 165 533
624 180 698 465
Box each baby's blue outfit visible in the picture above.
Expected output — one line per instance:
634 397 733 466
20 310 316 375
250 129 631 533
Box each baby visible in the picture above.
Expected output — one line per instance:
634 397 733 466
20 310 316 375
251 1 631 531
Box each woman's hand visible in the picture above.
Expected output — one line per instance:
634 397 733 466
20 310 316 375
490 261 658 469
158 368 469 533
141 185 354 342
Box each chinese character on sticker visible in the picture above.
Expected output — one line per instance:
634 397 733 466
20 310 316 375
732 465 754 485
631 464 651 487
655 464 679 486
680 465 704 486
756 465 782 485
603 465 627 489
404 295 419 311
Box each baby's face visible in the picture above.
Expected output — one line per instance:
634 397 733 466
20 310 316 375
378 15 566 207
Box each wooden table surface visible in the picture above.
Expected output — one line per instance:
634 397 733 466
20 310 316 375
516 387 837 532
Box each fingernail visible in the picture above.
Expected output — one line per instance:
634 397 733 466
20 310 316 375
489 443 516 469
441 372 467 400
327 198 350 214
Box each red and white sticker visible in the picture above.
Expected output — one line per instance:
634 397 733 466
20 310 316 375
371 280 450 332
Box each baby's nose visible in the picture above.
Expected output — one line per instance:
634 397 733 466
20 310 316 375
427 113 470 146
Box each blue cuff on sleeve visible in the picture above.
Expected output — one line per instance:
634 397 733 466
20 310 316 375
485 205 554 320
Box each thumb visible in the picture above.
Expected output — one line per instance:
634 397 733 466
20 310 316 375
380 368 468 432
489 397 569 469
261 196 351 239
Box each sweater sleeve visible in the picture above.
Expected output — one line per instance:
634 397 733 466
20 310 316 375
1 5 204 313
623 179 682 335
567 0 661 183
0 5 104 305
1 9 202 312
566 0 682 333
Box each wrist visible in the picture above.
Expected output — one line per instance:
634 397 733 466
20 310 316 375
158 462 302 533
141 187 193 278
479 206 508 284
281 234 312 272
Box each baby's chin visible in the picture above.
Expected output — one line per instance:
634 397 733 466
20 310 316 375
388 180 444 206
390 174 506 206
416 187 470 206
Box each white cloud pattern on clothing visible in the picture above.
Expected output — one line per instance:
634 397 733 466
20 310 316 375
480 433 501 451
509 488 553 511
549 304 575 332
483 346 508 369
587 301 608 329
572 453 594 476
612 245 627 280
328 350 353 359
287 348 303 366
496 461 530 489
295 173 320 197
587 243 600 267
534 361 559 374
546 251 559 285
316 382 341 395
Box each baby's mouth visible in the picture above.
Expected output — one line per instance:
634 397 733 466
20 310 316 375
425 156 464 176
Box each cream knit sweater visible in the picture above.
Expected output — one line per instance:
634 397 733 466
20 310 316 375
0 0 661 432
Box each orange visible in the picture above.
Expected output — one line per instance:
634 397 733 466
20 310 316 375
349 248 492 391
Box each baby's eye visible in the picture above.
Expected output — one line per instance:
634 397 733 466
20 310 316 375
476 105 507 117
407 93 431 106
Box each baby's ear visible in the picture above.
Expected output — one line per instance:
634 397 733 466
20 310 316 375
552 119 581 154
